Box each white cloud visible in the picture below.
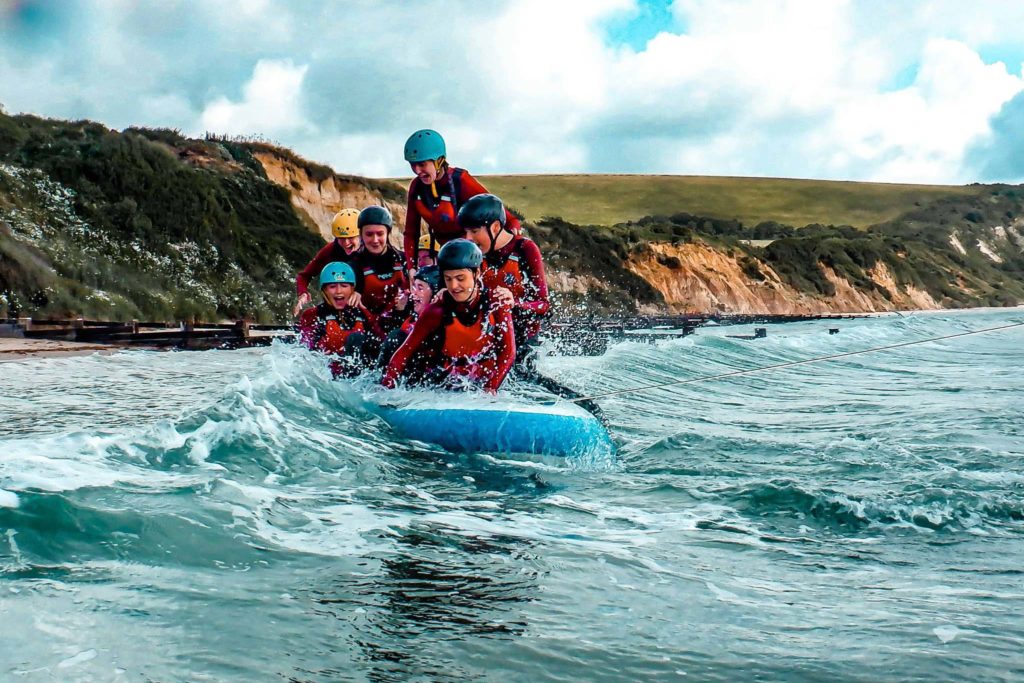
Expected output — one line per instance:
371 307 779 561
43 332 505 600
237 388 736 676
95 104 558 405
3 0 1024 183
136 93 198 131
199 59 311 138
826 39 1024 183
579 1 1024 180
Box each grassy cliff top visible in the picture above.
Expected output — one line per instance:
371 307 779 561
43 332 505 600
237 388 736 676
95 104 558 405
474 174 982 228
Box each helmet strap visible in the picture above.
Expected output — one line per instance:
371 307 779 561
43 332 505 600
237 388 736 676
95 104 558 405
487 220 509 254
486 223 497 255
428 157 446 199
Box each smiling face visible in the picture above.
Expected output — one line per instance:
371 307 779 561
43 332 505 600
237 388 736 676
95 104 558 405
361 224 388 255
410 159 441 185
443 268 476 303
338 236 360 254
322 282 355 309
410 279 434 315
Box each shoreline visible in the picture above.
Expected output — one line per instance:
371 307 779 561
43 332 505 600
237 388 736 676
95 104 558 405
3 305 1020 361
0 338 132 362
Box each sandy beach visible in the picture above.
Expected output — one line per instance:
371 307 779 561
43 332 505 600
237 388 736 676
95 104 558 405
0 337 130 361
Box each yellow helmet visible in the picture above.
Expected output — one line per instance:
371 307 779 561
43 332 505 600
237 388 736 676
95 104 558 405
418 232 435 251
331 209 360 239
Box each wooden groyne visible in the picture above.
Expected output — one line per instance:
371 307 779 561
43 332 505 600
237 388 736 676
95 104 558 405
548 312 872 354
0 311 874 355
0 318 294 350
709 313 872 325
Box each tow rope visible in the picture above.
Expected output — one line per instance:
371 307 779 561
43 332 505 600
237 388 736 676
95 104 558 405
560 320 1024 404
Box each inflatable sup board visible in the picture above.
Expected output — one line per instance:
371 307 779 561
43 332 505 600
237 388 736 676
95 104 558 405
371 393 611 458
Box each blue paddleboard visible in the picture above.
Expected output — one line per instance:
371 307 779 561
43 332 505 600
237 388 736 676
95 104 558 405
372 394 611 458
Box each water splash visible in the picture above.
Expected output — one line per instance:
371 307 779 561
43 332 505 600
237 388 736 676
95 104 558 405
2 310 1023 680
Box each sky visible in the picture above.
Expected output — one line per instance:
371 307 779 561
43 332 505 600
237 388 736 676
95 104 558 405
2 0 1024 184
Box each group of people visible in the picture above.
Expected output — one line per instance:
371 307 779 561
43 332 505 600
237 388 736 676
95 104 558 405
294 129 549 394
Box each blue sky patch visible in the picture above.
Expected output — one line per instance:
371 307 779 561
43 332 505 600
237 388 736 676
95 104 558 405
978 44 1024 75
602 0 683 51
882 61 920 92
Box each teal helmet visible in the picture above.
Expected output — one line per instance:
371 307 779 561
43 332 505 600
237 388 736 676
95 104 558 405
458 193 506 229
358 205 392 230
319 261 356 288
437 238 483 272
404 129 446 163
414 265 441 293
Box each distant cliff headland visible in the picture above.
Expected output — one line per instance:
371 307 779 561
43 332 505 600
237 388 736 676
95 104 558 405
2 109 1023 322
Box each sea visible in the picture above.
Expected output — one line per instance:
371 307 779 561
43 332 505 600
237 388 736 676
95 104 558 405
1 308 1022 682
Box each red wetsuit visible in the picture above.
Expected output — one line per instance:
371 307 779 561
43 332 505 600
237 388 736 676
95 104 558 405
481 236 549 343
403 167 521 270
377 311 441 380
298 302 379 354
382 289 515 394
296 240 353 297
349 246 409 333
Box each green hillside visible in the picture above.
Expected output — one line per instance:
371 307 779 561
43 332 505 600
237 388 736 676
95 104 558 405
478 174 981 228
0 112 328 321
3 108 1021 321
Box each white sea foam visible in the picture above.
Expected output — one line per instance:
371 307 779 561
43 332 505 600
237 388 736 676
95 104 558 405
933 625 962 643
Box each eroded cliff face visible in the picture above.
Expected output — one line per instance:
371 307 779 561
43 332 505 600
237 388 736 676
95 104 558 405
620 242 941 314
255 151 1019 314
253 151 407 242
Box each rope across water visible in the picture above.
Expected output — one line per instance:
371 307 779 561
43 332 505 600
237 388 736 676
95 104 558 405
560 320 1024 404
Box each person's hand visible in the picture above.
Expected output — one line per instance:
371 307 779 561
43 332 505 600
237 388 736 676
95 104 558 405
408 267 417 281
492 286 514 309
395 289 409 311
293 292 311 316
430 289 446 305
347 292 362 308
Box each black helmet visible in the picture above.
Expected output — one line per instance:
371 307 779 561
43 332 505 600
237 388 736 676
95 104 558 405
414 265 441 293
457 193 506 229
358 205 393 230
437 238 483 272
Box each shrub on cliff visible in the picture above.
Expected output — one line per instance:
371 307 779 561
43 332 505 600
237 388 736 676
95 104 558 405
0 111 323 321
207 133 407 204
528 216 664 313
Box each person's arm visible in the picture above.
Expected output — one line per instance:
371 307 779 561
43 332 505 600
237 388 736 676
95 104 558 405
382 302 444 388
457 170 521 234
516 239 550 317
481 302 516 393
372 271 409 332
297 308 319 350
403 182 421 271
296 241 337 296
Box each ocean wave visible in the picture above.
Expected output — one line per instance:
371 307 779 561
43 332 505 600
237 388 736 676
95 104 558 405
724 479 1024 533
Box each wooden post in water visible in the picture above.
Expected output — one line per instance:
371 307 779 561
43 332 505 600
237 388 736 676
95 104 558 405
235 319 251 344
